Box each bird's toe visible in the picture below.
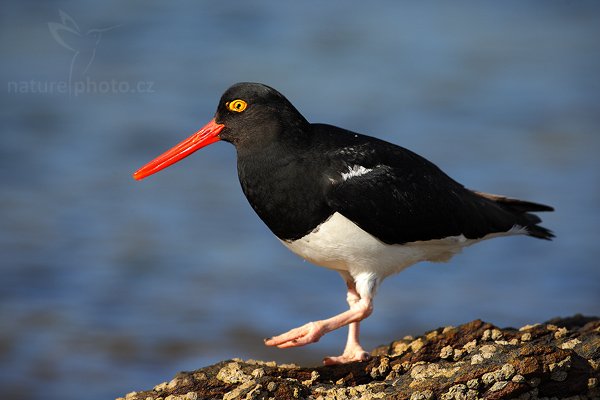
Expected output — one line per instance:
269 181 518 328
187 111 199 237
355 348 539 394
264 321 324 348
322 350 371 365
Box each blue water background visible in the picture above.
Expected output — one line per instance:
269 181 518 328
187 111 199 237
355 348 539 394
1 2 599 399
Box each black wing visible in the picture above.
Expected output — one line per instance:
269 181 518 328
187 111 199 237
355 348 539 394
316 125 552 244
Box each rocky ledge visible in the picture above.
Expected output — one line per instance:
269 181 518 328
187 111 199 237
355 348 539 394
118 315 599 400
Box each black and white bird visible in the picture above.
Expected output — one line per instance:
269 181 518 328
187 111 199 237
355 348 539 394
133 82 554 365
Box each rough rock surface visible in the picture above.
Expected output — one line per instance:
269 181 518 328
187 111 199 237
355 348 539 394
118 315 599 400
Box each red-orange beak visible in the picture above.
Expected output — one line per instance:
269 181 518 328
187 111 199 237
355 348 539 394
133 119 224 180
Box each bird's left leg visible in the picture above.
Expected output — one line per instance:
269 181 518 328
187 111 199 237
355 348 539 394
264 272 377 356
322 275 372 365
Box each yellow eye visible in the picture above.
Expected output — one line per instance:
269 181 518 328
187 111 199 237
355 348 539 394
226 99 247 112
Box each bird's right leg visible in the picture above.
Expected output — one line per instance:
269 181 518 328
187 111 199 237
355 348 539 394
264 271 378 365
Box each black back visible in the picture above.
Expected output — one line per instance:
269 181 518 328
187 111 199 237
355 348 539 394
217 83 554 244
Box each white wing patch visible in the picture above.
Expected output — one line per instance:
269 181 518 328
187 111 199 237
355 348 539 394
341 165 373 181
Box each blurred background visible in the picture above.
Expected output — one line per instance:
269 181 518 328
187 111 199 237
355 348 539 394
1 1 599 399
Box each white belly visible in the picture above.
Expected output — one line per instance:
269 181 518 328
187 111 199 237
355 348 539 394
280 212 521 279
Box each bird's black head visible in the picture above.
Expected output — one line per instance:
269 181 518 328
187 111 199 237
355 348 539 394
215 82 308 148
133 82 308 180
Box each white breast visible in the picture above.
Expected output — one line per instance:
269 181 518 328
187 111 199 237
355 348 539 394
280 212 523 279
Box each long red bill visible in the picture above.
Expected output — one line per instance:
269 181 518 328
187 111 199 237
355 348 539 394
133 119 224 180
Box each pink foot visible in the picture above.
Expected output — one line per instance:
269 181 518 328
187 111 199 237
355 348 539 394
322 346 371 365
264 321 325 348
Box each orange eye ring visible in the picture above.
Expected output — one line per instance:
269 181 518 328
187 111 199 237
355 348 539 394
226 99 247 112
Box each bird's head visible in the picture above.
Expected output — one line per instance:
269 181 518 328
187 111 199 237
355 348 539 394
133 82 307 181
87 24 121 44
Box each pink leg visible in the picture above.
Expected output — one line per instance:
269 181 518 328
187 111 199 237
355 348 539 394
264 273 376 365
323 285 371 365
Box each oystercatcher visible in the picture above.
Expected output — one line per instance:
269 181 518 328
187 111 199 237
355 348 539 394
133 82 554 365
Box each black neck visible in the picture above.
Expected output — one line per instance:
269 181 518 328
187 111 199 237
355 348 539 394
235 133 331 241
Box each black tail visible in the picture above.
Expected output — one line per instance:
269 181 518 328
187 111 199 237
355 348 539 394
474 191 555 240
